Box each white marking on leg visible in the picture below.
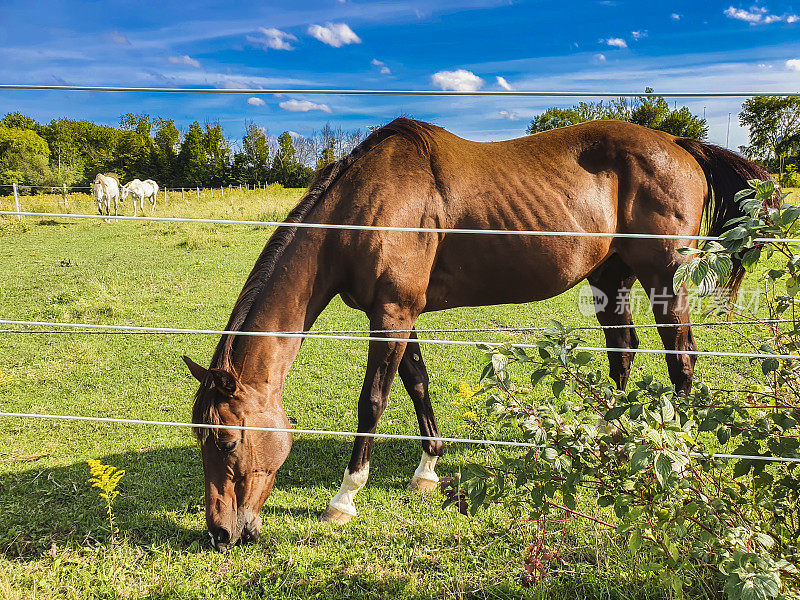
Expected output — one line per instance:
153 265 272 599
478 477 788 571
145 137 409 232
413 451 439 483
329 463 370 517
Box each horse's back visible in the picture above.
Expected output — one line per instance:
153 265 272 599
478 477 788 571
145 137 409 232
321 119 708 312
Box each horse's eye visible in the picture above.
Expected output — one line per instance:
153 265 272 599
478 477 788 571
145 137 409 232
216 439 237 454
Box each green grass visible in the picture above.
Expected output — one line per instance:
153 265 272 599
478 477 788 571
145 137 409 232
0 188 795 599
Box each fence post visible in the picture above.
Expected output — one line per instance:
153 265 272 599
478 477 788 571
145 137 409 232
62 183 68 208
13 182 20 221
181 188 185 203
196 187 199 201
211 187 214 199
221 186 224 197
164 188 167 205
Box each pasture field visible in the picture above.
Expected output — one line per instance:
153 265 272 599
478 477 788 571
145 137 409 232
0 188 794 599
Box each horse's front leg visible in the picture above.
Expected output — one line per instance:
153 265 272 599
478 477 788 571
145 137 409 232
320 307 416 524
398 330 443 492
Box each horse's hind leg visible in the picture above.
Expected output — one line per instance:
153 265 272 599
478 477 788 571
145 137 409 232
636 269 697 395
587 255 639 390
398 330 443 492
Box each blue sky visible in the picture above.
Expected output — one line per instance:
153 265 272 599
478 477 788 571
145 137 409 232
1 0 799 149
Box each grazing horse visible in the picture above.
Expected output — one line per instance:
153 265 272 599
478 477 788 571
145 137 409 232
121 178 159 216
92 174 121 222
182 118 768 550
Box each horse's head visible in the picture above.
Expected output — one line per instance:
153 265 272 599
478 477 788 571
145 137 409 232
119 185 129 201
183 356 292 551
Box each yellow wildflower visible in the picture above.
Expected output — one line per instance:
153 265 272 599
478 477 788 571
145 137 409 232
87 459 125 501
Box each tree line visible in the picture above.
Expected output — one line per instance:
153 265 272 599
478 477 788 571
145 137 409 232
0 112 365 191
2 91 799 192
526 90 800 184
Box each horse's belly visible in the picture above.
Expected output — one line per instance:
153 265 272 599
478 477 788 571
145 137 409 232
423 236 609 311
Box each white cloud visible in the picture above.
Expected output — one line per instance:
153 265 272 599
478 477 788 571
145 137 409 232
498 110 519 120
787 59 800 72
307 22 361 47
247 27 297 50
671 13 681 20
279 98 332 113
431 69 484 91
723 6 799 25
168 55 201 68
247 97 266 106
602 37 628 49
594 53 607 63
371 58 391 74
496 76 513 91
724 6 766 23
111 30 130 45
631 30 648 40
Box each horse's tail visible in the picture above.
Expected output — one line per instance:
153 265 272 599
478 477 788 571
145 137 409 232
674 138 773 303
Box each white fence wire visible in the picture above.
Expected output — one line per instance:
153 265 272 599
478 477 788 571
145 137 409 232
3 210 800 244
0 318 794 360
1 411 797 464
2 84 800 97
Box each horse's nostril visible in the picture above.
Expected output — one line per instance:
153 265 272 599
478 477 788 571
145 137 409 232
211 527 230 548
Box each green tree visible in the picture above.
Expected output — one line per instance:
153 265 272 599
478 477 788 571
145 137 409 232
527 90 707 139
2 112 39 131
177 121 207 186
0 125 54 190
739 96 800 169
203 122 231 186
316 139 336 169
153 118 180 186
269 131 313 187
241 123 270 183
119 113 153 138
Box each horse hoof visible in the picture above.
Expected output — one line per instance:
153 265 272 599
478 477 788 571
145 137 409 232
319 505 354 524
407 476 439 493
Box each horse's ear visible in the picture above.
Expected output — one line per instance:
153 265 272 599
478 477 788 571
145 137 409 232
208 369 238 397
182 355 208 382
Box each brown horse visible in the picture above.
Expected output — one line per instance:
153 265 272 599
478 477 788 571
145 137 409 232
182 118 766 550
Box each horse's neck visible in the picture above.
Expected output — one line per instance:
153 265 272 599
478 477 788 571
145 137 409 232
228 230 336 390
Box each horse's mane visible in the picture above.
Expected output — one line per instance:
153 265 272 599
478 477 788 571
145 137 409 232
206 117 439 374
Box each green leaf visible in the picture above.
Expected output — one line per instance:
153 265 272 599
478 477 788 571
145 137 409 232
673 262 690 292
530 368 548 387
630 446 653 473
574 351 593 366
542 447 558 463
717 426 731 445
787 277 800 297
761 357 779 375
654 452 672 488
629 529 642 553
552 380 566 398
598 495 615 507
605 406 627 421
491 353 508 373
741 247 761 272
732 459 752 479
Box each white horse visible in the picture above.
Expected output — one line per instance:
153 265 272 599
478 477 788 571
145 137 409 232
121 178 159 216
92 174 121 222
